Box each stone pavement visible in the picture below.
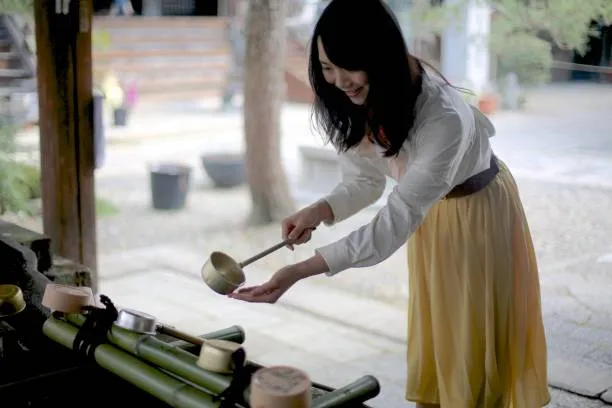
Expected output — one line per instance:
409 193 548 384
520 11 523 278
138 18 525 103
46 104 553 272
97 243 610 408
89 177 612 407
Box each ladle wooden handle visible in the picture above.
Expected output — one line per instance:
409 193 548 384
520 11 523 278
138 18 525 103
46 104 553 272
158 325 204 345
238 227 316 268
239 240 289 268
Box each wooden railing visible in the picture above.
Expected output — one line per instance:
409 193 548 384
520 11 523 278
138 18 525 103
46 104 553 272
551 60 612 75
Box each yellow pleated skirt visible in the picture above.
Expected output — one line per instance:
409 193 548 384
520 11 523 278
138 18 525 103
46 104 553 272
405 159 551 408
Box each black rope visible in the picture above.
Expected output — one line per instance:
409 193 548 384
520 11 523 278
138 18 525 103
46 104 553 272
214 347 250 407
72 294 118 359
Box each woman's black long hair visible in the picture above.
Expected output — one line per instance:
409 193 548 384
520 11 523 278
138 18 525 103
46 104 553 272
308 0 423 157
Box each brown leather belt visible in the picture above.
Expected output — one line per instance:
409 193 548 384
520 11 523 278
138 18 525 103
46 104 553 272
445 154 499 199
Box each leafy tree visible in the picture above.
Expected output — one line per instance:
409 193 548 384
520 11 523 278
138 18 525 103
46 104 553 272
409 0 612 84
0 0 33 14
0 0 36 215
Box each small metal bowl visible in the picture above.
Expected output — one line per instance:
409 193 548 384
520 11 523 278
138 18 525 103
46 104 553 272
114 308 158 334
0 284 26 318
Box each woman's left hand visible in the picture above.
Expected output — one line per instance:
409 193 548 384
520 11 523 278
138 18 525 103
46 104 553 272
228 265 301 303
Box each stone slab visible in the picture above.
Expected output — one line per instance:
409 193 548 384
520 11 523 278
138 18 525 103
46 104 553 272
549 388 607 408
97 248 612 407
99 246 408 346
602 388 612 404
98 267 408 408
0 219 51 273
548 357 612 398
245 264 408 345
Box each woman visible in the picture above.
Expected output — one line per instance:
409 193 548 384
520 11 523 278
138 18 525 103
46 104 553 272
230 0 550 407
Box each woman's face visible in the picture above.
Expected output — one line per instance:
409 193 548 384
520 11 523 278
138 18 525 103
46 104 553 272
317 37 369 105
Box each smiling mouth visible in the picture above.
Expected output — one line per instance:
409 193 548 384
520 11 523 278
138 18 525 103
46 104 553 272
345 87 363 98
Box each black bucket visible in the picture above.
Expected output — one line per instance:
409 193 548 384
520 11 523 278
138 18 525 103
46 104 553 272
149 163 192 211
113 107 128 127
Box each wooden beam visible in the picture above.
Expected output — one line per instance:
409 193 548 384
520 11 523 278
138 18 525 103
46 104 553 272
551 60 612 74
34 0 98 292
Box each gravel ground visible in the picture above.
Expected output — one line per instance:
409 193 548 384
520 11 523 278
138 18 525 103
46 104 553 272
8 166 611 308
87 172 612 304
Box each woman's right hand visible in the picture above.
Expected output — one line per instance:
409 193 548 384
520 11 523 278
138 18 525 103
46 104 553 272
282 200 333 249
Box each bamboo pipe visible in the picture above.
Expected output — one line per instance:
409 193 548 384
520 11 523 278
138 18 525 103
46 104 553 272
43 317 217 408
55 315 380 407
312 375 381 408
64 313 232 395
166 325 246 351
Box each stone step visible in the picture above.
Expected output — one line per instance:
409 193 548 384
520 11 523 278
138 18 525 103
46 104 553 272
125 66 227 82
93 59 228 75
136 75 223 94
93 55 230 75
94 46 227 60
0 51 21 69
133 87 219 101
0 79 24 88
0 68 30 78
0 39 11 52
0 85 26 97
93 16 227 30
102 31 225 45
102 41 225 52
0 51 19 60
90 16 311 101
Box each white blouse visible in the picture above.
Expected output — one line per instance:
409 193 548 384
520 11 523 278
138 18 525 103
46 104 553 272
315 73 497 276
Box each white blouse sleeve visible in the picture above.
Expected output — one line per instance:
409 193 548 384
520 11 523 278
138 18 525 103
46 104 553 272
315 112 469 276
321 150 387 225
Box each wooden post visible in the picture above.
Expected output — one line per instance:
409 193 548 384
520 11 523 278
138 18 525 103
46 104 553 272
34 0 98 292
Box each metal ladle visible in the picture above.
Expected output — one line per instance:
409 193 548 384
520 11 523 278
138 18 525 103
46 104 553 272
201 228 315 295
0 284 26 318
114 308 205 345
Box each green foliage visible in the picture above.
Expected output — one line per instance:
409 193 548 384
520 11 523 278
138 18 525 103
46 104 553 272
14 161 41 200
0 119 26 214
409 0 612 84
0 1 118 219
490 0 612 55
0 0 33 14
96 197 119 218
490 26 553 84
408 0 465 38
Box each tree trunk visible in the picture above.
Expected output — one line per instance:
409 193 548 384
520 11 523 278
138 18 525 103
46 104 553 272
244 0 296 225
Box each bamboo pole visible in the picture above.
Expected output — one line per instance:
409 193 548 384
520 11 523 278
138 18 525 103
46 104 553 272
166 325 246 350
42 317 216 408
64 314 232 396
311 375 381 408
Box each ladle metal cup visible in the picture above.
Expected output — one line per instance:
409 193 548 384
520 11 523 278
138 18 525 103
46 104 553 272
114 308 205 345
0 284 26 318
201 228 315 295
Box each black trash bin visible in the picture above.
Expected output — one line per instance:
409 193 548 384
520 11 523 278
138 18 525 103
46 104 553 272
113 107 128 127
149 163 192 211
